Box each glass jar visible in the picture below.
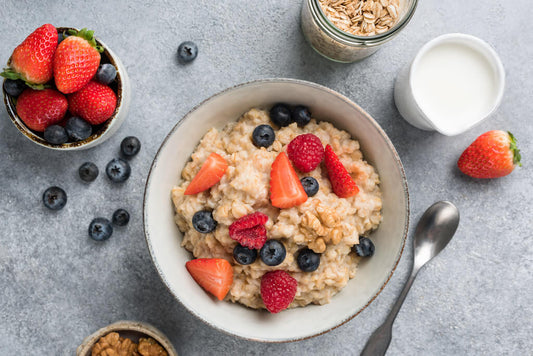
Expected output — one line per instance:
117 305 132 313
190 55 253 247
301 0 419 63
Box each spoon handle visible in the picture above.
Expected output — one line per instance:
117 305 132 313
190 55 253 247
360 268 419 356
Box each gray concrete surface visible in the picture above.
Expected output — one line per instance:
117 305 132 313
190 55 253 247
0 0 531 355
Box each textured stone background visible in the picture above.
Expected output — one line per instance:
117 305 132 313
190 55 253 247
0 0 531 355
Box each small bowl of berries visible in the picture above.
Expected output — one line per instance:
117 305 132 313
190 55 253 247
1 24 131 150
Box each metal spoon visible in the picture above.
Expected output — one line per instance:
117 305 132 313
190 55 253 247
361 201 460 356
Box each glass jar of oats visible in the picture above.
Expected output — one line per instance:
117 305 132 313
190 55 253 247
301 0 419 62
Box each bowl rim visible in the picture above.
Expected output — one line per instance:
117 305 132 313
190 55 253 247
142 78 410 343
2 26 125 150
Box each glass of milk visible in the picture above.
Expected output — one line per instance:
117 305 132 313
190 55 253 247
394 34 505 136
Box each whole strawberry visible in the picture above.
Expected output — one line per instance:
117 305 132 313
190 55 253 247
68 81 117 124
458 130 521 179
16 88 68 132
260 270 297 313
1 24 58 87
53 28 102 94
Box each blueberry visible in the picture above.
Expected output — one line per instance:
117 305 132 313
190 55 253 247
65 117 92 141
192 210 217 233
112 208 130 226
292 105 311 127
269 103 292 127
354 237 375 257
300 177 319 197
120 136 141 158
106 158 131 183
78 162 99 182
177 41 198 63
43 125 68 144
57 31 67 44
42 186 67 210
3 79 26 97
252 125 275 148
233 244 258 265
96 63 117 85
297 248 321 272
260 240 286 266
88 217 113 241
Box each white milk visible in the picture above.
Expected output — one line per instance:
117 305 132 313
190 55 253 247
411 41 499 134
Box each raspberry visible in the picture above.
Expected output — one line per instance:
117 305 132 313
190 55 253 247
324 144 359 198
260 270 297 313
229 212 269 249
287 134 324 173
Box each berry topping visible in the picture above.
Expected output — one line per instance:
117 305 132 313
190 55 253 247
354 237 375 257
229 212 268 249
260 240 286 266
457 130 521 179
43 125 68 144
269 152 308 209
112 209 130 227
3 79 26 97
42 186 67 210
297 248 321 272
121 136 141 158
252 125 275 148
185 258 233 300
177 41 198 63
184 152 228 195
269 103 292 127
16 88 68 132
287 134 324 173
96 63 117 85
260 270 297 313
300 177 319 197
68 81 117 125
233 244 258 265
78 162 99 183
65 116 92 141
106 158 131 183
324 144 359 198
88 217 113 241
291 105 311 127
192 210 218 234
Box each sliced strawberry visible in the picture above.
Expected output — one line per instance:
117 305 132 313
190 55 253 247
270 152 308 209
184 153 228 195
229 212 269 249
324 144 359 198
185 258 233 300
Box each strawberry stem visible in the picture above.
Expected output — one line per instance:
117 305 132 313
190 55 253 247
67 28 104 53
1 68 47 90
508 131 522 167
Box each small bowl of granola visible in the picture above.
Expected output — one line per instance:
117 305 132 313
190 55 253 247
76 320 177 356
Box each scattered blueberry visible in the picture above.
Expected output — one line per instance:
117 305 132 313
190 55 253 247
42 186 67 210
106 158 131 183
120 136 141 158
78 162 99 182
112 208 130 226
233 244 258 265
65 116 92 141
292 105 311 127
96 63 117 85
3 79 26 97
43 125 68 144
297 248 321 272
260 240 286 266
88 217 113 241
269 103 292 127
192 210 217 233
177 41 198 63
354 237 375 257
252 125 275 148
300 177 319 197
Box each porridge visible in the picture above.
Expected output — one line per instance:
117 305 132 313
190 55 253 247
171 106 382 312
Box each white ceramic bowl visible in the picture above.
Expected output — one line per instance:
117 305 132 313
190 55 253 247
2 27 131 150
143 79 409 342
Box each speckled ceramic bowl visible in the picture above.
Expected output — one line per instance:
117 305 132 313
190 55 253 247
2 27 131 150
76 320 177 356
143 78 409 342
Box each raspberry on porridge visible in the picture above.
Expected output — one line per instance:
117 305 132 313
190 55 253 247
171 107 382 311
